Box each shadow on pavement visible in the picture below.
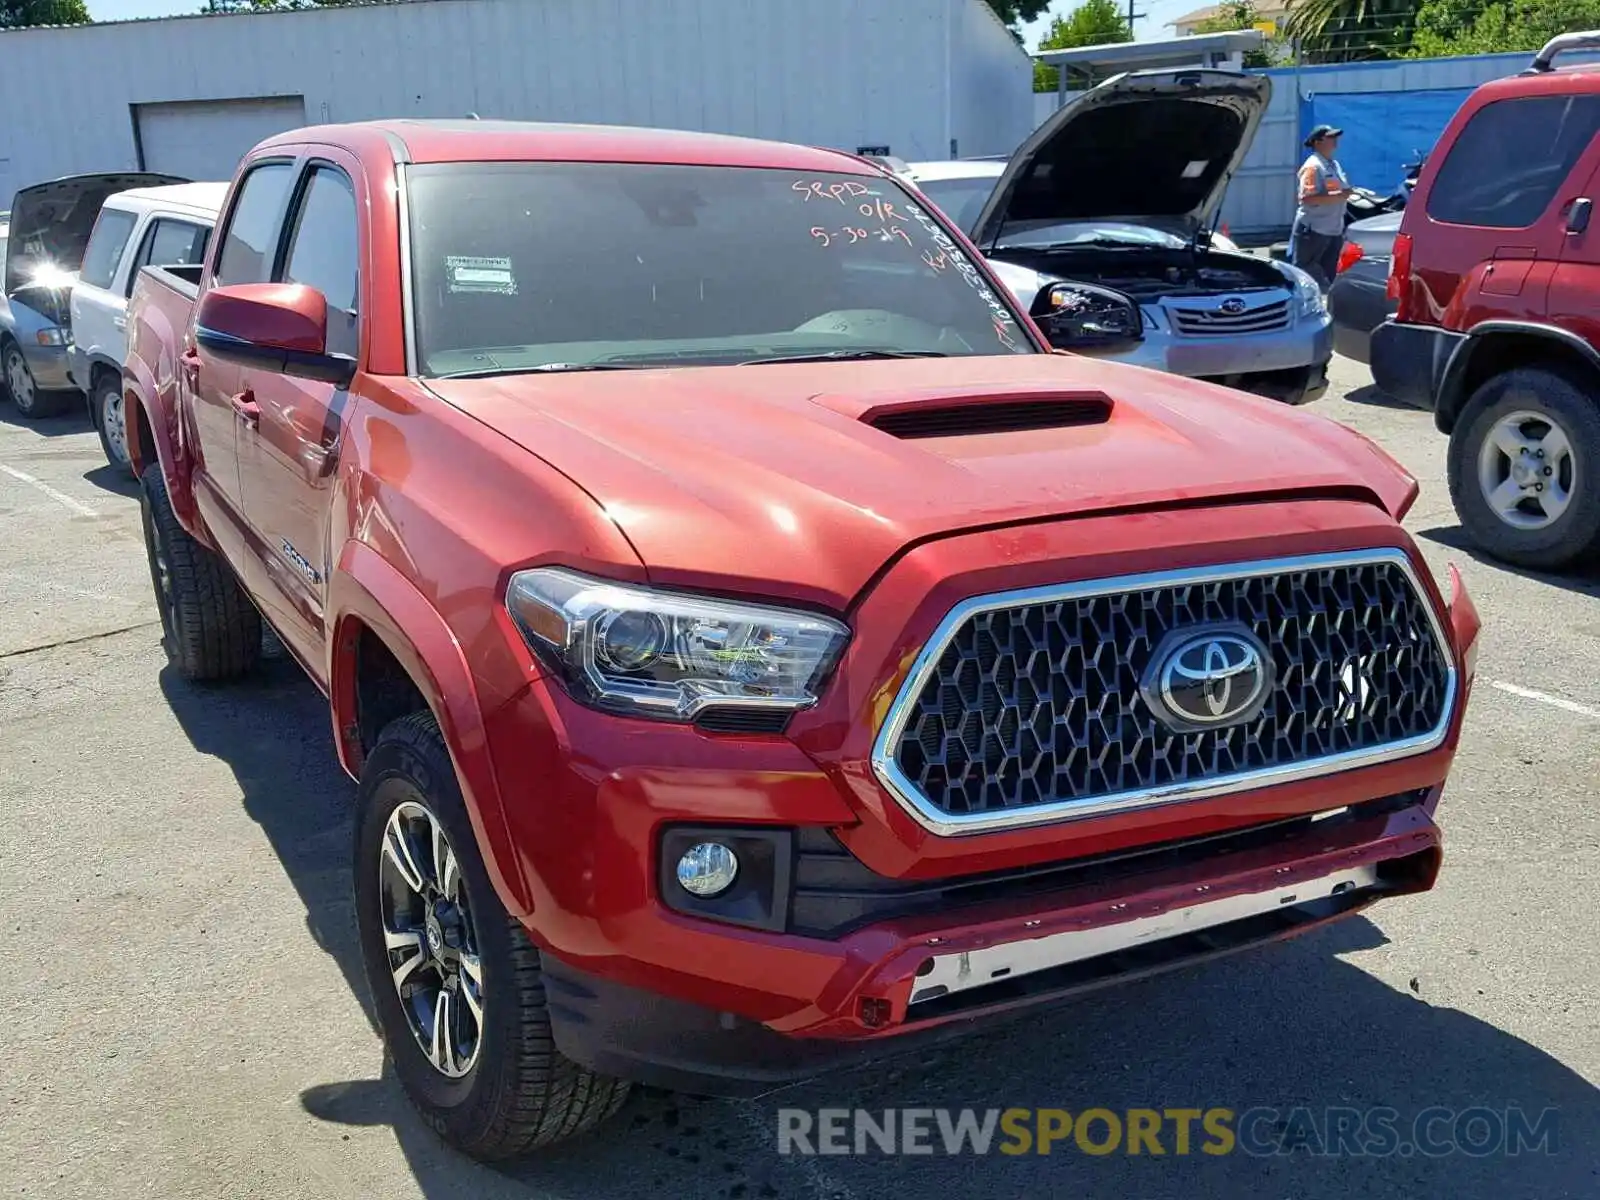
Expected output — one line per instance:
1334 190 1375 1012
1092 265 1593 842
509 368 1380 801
159 651 1600 1200
1343 384 1420 412
81 462 138 497
0 404 89 438
1416 524 1600 599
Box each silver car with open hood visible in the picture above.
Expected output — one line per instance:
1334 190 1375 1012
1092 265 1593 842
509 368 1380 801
916 69 1333 405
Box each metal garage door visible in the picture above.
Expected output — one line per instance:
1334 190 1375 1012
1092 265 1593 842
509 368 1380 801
133 97 308 182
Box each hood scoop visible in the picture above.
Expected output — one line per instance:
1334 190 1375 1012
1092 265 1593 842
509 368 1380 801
863 392 1113 440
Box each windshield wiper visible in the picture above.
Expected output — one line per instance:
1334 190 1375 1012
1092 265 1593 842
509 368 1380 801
738 350 949 366
436 362 648 379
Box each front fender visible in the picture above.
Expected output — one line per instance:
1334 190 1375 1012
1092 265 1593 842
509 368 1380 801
327 541 533 918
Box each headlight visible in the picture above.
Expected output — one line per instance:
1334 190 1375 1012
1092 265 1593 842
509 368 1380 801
1282 263 1327 319
505 568 849 721
34 328 67 347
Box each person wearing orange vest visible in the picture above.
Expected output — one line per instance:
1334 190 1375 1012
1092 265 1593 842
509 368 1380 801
1292 124 1350 290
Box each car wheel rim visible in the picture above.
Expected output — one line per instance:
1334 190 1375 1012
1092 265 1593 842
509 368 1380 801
1477 409 1576 531
378 800 483 1079
6 351 34 411
102 389 130 464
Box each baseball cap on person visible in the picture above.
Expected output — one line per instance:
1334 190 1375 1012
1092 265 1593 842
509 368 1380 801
1304 124 1343 147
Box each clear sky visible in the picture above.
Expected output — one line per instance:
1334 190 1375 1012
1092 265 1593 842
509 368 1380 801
86 0 1199 45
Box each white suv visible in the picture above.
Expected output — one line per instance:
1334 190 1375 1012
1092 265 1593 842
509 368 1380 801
69 182 227 472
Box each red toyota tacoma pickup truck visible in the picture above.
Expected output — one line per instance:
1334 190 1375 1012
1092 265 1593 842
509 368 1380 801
122 119 1479 1159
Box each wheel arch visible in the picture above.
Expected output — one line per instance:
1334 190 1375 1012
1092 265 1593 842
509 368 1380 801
327 540 533 917
121 354 199 531
1436 322 1600 434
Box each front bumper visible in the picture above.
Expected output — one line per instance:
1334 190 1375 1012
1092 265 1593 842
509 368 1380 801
543 795 1441 1096
24 342 75 391
479 503 1479 1093
1082 312 1334 403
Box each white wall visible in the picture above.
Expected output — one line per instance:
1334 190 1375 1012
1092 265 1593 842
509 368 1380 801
0 0 1033 200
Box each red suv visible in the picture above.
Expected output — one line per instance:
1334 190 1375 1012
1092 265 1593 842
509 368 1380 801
1372 31 1600 569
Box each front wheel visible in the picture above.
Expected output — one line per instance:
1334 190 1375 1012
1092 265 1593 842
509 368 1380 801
2 341 70 419
1447 367 1600 570
354 712 629 1159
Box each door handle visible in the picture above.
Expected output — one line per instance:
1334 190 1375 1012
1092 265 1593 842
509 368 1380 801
113 316 127 331
179 347 201 389
230 389 261 427
299 441 340 480
1567 197 1593 234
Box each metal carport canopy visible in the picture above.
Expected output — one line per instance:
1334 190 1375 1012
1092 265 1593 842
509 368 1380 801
1035 30 1267 104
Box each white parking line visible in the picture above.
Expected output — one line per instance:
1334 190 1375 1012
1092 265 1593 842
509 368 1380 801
1490 680 1600 722
0 463 98 518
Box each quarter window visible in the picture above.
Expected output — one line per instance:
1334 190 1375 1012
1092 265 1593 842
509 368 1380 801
1426 95 1600 229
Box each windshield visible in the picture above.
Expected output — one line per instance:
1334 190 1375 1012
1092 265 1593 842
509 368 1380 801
912 174 1000 236
406 162 1035 376
994 221 1188 251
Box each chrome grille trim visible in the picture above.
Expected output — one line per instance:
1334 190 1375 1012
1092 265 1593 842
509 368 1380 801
869 549 1458 838
1170 298 1292 336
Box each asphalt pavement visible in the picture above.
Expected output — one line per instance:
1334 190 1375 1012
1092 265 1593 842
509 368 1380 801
2 356 1596 1199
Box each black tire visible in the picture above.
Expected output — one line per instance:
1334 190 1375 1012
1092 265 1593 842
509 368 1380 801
92 372 135 476
138 465 262 680
1 338 72 419
355 712 629 1159
1447 366 1600 570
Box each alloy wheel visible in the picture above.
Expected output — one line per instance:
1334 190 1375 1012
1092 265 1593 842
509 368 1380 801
1477 409 1576 531
378 800 484 1079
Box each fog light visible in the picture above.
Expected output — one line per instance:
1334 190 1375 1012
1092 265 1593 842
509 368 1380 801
676 842 739 897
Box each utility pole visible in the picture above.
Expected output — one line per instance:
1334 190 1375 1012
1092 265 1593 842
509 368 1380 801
1125 0 1146 36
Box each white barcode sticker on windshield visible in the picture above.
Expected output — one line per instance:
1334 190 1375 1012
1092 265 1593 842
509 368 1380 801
445 255 517 295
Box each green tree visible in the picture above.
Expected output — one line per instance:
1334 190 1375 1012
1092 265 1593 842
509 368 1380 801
986 0 1055 31
1193 0 1281 65
1033 0 1133 92
1410 0 1600 55
0 0 88 27
1284 0 1419 62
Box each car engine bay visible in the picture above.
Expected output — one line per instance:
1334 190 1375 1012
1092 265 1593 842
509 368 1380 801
995 244 1290 303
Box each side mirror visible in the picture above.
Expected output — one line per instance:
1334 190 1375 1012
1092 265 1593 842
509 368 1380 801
195 283 355 386
1030 281 1143 351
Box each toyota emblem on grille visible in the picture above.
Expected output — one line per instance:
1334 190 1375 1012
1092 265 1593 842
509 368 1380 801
1219 296 1248 315
1141 625 1273 732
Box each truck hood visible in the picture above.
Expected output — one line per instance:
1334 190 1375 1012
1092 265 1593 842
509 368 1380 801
971 69 1272 248
5 172 186 296
427 355 1412 611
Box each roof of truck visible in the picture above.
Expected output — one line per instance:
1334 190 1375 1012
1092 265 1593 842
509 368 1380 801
256 119 877 174
110 181 230 215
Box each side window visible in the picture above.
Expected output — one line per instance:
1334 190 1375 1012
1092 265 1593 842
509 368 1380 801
1427 95 1600 229
280 166 360 360
124 219 209 297
79 208 138 290
214 162 294 287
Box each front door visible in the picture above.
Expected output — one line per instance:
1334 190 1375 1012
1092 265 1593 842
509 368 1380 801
187 159 296 565
236 159 363 678
1549 152 1600 361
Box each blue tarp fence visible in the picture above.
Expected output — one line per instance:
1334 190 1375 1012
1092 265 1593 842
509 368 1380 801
1300 86 1476 193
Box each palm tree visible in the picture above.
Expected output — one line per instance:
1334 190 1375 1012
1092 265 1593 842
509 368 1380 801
1285 0 1421 61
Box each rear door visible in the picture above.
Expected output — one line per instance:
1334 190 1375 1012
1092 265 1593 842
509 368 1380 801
235 154 363 674
187 159 296 560
1412 91 1600 320
68 204 141 385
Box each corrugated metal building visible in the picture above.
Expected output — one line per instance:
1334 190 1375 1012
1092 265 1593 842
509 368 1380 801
0 0 1033 201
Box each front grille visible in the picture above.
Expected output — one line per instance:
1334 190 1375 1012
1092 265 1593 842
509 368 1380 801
1170 298 1291 336
876 552 1454 835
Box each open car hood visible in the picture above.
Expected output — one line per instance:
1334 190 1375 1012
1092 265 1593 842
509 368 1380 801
4 172 186 296
971 69 1271 248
